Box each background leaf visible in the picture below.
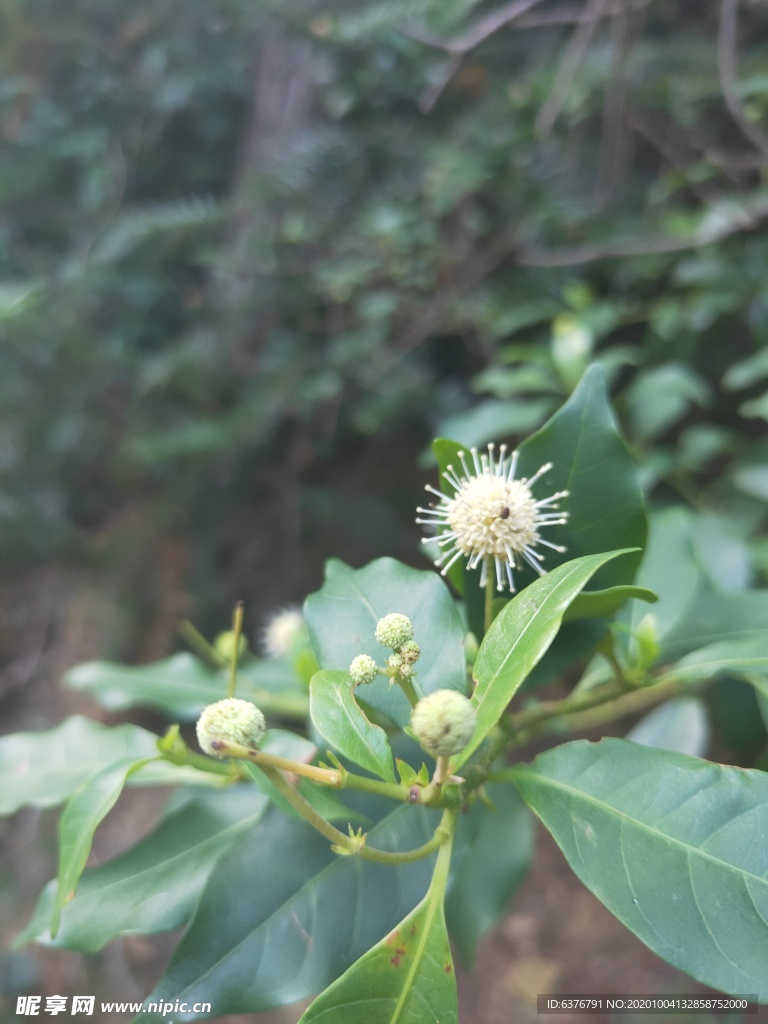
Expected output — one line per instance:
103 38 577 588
16 787 268 951
0 716 159 815
512 738 768 1000
51 756 155 936
445 783 533 969
625 697 710 758
305 557 467 727
66 653 307 720
310 670 396 781
134 802 443 1021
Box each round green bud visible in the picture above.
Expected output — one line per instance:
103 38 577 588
410 690 476 758
350 654 378 685
398 640 421 665
196 697 266 758
214 630 248 664
375 613 414 650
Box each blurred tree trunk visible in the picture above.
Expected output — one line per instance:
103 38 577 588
217 12 317 359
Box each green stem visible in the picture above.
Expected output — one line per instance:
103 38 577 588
256 762 453 864
216 739 427 804
484 558 495 634
396 674 420 709
179 620 223 668
214 740 344 786
426 805 458 899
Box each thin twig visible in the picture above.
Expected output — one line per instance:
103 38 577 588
718 0 768 159
535 0 610 137
403 0 549 55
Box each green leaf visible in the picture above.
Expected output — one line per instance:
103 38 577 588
445 784 533 969
133 803 441 1021
516 364 646 592
659 634 768 685
625 697 710 758
0 716 159 815
16 787 269 951
310 670 396 782
511 738 768 999
563 585 657 622
304 558 467 727
298 842 457 1024
456 550 635 769
661 583 768 662
51 756 156 937
66 653 306 721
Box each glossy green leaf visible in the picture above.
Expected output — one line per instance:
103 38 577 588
563 585 656 622
304 557 466 727
16 787 268 950
456 550 634 769
511 738 768 999
310 670 395 782
625 697 709 758
133 803 441 1022
52 755 156 937
298 842 456 1024
516 364 646 591
0 716 159 815
66 653 306 721
445 783 533 968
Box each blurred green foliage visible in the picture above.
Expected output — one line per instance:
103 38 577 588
1 0 767 583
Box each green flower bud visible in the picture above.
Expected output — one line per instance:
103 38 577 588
214 630 248 664
350 654 378 685
398 640 420 665
196 697 266 758
375 613 414 650
386 652 412 677
410 689 476 757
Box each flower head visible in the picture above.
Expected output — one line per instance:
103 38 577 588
417 443 569 592
196 697 266 757
260 607 306 658
410 689 477 757
374 613 414 650
349 654 379 685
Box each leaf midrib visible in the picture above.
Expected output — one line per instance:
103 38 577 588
512 767 768 885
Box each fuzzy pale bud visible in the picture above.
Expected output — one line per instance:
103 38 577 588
196 698 266 758
375 613 414 650
410 689 476 757
349 654 378 685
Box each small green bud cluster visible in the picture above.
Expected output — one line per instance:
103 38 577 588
349 654 378 685
196 697 266 758
374 613 420 679
374 613 414 650
410 689 476 757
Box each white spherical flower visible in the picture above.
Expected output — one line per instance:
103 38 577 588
196 698 266 757
410 689 477 757
260 607 306 657
417 443 569 592
374 613 414 650
349 654 378 685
